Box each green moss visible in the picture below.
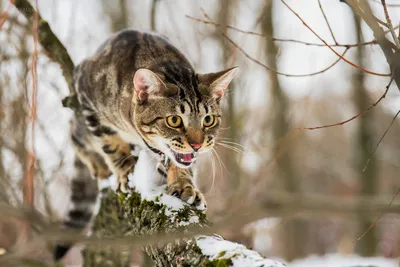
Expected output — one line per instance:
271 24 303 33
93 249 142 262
192 244 202 254
127 191 141 206
176 206 192 221
217 251 226 257
198 211 207 222
204 258 233 267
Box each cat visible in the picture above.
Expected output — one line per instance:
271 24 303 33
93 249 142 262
54 29 237 260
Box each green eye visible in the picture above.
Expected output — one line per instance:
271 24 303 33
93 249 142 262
203 115 215 127
167 115 182 128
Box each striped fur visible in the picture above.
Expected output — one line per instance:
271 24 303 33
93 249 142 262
55 29 237 260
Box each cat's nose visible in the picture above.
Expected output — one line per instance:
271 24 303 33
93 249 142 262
190 143 202 151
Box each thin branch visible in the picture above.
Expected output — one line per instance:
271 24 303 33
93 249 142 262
373 14 389 28
355 188 400 243
371 0 400 7
344 0 400 89
186 15 378 48
280 0 391 77
13 0 79 111
363 107 400 171
317 0 338 44
381 0 400 47
200 10 349 78
301 78 393 130
23 0 38 212
0 0 15 29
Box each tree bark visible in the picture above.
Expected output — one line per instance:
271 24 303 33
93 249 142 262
82 188 285 267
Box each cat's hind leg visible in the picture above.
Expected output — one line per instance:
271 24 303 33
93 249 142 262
79 108 138 193
71 116 112 180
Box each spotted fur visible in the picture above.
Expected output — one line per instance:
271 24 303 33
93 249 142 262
55 29 237 260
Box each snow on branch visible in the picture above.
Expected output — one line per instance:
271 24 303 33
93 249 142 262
83 151 286 267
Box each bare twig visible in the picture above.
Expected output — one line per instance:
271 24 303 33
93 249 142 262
355 188 400 243
200 10 349 77
23 0 39 212
381 0 400 47
0 0 15 29
344 0 400 89
317 0 338 44
301 78 393 130
186 15 378 48
280 0 391 77
371 0 400 7
363 107 400 171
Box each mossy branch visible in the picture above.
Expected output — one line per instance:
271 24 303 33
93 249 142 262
83 188 285 267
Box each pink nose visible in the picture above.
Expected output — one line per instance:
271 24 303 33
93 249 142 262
190 143 202 150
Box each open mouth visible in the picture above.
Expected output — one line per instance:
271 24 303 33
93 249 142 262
172 151 196 166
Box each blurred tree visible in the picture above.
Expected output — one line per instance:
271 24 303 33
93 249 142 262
150 0 158 31
0 75 5 201
352 14 378 256
215 0 241 192
261 0 306 261
102 0 129 32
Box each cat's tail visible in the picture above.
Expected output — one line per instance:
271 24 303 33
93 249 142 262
53 157 99 261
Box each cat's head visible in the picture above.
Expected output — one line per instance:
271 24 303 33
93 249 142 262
132 66 238 168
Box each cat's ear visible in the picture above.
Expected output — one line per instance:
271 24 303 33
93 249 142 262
133 69 167 103
197 67 238 99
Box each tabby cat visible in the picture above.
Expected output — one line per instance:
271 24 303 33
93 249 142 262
54 29 237 260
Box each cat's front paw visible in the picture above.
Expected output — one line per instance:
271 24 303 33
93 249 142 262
167 179 207 211
116 174 130 193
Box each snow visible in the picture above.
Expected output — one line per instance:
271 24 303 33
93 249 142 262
97 152 399 267
197 235 398 267
98 150 203 224
196 235 287 267
287 254 398 267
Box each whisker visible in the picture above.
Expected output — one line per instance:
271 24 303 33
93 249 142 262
216 143 245 156
218 126 232 131
219 140 255 155
207 150 216 195
211 148 223 176
212 147 231 175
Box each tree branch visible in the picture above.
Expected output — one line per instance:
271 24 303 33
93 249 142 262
343 0 400 89
82 188 285 267
13 0 79 111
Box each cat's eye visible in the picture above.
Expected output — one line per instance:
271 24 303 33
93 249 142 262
203 115 215 127
166 115 183 128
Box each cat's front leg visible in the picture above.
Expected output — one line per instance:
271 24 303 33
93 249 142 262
166 164 206 211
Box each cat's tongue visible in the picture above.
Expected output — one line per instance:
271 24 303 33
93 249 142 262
173 151 196 166
181 153 193 162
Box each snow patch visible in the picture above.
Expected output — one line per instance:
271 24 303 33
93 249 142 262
122 150 201 225
287 254 398 267
96 150 202 225
196 235 286 267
